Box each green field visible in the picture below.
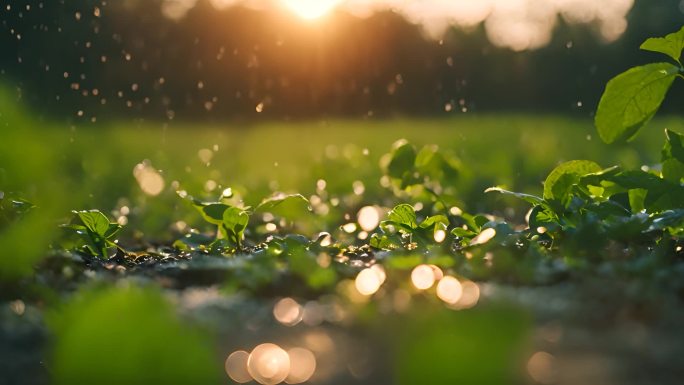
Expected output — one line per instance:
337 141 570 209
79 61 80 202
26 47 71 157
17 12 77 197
3 90 684 385
4 87 681 239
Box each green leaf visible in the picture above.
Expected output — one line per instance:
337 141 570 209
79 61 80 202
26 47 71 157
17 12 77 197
64 210 122 258
103 223 123 239
74 210 110 236
528 206 559 231
451 227 476 238
640 26 684 64
8 198 35 216
221 206 249 244
414 145 438 170
543 160 602 201
419 215 449 230
595 62 679 143
484 187 544 206
200 203 230 225
662 159 684 183
173 232 214 251
607 170 684 211
255 194 311 219
628 188 647 213
387 141 416 179
369 233 397 249
419 214 448 240
648 210 684 232
663 129 684 163
387 204 418 230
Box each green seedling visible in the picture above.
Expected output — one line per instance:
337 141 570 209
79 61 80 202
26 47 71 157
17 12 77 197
383 140 461 210
370 203 449 250
179 190 311 252
61 210 124 258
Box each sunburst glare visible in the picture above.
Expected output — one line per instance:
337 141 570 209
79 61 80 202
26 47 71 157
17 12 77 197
282 0 341 20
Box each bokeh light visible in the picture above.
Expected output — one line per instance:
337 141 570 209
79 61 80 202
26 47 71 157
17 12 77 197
273 297 303 327
248 343 291 385
527 351 557 384
357 206 381 232
355 267 382 296
225 350 253 383
411 264 436 290
436 276 463 304
452 280 480 309
285 347 317 384
133 162 165 196
470 228 497 246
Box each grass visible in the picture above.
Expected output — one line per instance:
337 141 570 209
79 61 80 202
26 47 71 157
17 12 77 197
35 115 682 222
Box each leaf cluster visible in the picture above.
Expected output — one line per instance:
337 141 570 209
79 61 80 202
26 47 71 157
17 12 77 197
61 210 123 258
383 140 460 206
178 191 311 253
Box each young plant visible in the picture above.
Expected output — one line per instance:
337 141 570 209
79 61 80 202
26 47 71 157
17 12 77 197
61 210 124 258
487 158 684 252
595 26 684 143
179 190 310 252
370 203 449 250
483 26 684 254
383 140 461 209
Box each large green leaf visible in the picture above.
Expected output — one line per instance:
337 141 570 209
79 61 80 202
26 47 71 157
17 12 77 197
387 141 417 179
387 203 418 230
662 159 684 183
255 193 311 219
221 206 249 243
595 62 679 143
485 187 545 206
663 129 684 163
199 203 230 225
543 160 602 201
74 210 110 236
640 26 684 63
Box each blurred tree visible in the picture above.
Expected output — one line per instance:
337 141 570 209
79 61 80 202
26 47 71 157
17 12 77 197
0 0 682 123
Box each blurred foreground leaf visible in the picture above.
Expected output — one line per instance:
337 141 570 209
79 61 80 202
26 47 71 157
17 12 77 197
48 285 220 385
390 305 530 385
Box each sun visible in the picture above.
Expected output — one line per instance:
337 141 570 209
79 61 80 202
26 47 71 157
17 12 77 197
282 0 341 20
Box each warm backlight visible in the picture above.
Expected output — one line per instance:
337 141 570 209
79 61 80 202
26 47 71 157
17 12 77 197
282 0 340 19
